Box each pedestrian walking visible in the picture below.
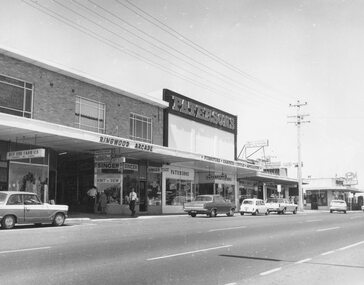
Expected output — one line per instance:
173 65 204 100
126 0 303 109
87 185 97 213
129 188 138 216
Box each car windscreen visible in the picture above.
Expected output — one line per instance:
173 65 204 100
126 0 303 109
243 200 253 205
195 196 212 202
0 193 7 203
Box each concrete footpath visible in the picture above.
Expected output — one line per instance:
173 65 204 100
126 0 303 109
67 209 362 222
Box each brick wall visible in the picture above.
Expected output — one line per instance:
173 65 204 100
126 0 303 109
0 54 164 145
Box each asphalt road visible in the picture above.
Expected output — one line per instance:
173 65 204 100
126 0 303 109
0 211 363 285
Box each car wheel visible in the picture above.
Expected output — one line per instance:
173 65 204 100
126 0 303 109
281 208 286 215
53 213 65 226
343 210 347 214
240 212 244 215
253 210 258 216
227 209 235 217
1 215 16 229
293 208 297 214
209 209 217 217
190 213 196 217
330 210 333 213
265 210 269 215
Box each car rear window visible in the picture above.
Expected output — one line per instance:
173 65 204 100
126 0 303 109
195 196 212 202
243 200 253 205
0 193 7 203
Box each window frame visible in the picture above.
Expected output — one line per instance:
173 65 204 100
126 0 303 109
0 73 33 118
74 96 106 133
129 113 152 143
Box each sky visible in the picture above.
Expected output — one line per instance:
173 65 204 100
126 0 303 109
1 0 364 188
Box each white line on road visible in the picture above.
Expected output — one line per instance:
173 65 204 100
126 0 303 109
316 227 340 232
260 267 282 276
295 258 312 264
338 241 364 251
305 219 322 223
321 251 335 256
350 216 362 220
0 246 51 255
209 226 246 232
147 245 232 261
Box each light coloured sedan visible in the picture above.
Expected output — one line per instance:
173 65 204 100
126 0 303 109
0 191 68 229
329 200 347 214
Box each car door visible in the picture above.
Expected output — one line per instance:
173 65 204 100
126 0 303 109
23 194 50 223
6 194 25 223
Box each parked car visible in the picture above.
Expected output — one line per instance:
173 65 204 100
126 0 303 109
240 198 269 216
183 195 235 217
0 191 69 229
329 200 347 213
265 198 298 214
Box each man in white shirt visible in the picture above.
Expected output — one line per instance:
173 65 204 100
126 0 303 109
129 188 138 216
87 186 97 213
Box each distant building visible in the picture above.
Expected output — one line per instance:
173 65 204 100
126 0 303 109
302 176 363 210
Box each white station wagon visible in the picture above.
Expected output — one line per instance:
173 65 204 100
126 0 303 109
0 191 68 229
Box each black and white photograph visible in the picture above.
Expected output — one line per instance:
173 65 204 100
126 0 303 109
0 0 363 284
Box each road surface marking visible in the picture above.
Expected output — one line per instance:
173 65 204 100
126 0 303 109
147 245 232 261
0 246 51 255
209 226 246 232
295 258 312 264
316 227 340 232
306 219 322 223
350 216 362 220
224 283 237 285
260 267 282 276
338 241 364 251
321 251 335 256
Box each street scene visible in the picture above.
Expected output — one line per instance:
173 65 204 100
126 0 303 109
1 0 364 284
0 211 363 285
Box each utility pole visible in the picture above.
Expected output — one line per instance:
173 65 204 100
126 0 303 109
288 101 310 211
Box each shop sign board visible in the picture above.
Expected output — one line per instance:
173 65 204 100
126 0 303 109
200 173 234 184
148 167 162 173
95 162 122 169
200 155 261 171
6 148 45 160
163 166 194 180
98 135 153 152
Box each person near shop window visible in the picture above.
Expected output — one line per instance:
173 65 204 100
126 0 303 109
87 186 97 213
99 191 107 214
129 188 138 217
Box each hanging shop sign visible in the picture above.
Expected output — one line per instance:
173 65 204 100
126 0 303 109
6 148 45 160
97 178 121 184
148 167 162 173
163 89 237 133
124 163 138 171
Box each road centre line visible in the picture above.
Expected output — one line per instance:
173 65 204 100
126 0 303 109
316 227 340 232
260 267 282 276
321 250 335 256
147 245 232 261
0 246 51 255
295 258 312 264
338 241 364 251
306 219 322 223
209 226 246 232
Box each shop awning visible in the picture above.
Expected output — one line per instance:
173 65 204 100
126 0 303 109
0 113 269 178
238 172 298 186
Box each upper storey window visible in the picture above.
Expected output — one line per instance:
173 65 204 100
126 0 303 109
129 113 152 143
75 96 105 133
0 74 33 118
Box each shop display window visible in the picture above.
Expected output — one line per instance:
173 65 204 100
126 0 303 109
166 179 193 206
305 190 328 206
216 184 235 203
8 162 49 201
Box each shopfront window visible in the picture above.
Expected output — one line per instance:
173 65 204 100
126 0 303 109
8 162 49 201
306 190 328 206
166 179 193 205
216 184 235 203
147 172 161 206
0 74 33 118
75 96 105 133
129 113 152 143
